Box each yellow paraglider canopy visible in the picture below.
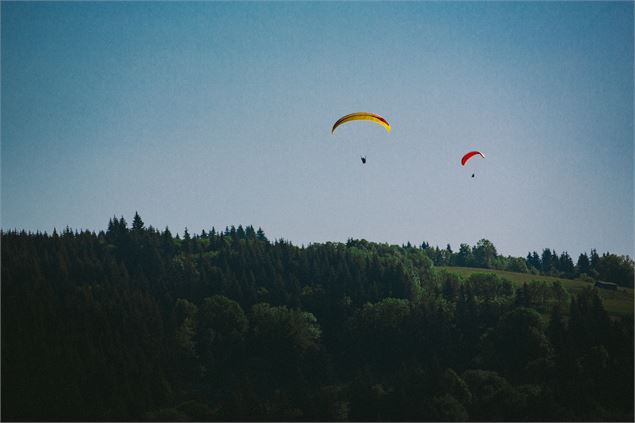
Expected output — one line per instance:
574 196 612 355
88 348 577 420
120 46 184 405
331 112 391 134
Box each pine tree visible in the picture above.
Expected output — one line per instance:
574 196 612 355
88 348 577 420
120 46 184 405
526 252 534 269
541 249 553 273
551 249 560 273
532 251 541 270
256 227 268 242
559 251 574 276
132 212 144 232
236 225 246 240
577 252 590 276
182 228 191 254
446 244 454 265
589 249 600 276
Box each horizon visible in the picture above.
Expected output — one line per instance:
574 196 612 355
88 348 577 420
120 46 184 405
2 2 633 261
1 212 630 261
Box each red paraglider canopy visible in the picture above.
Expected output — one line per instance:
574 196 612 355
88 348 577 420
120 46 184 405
461 151 485 166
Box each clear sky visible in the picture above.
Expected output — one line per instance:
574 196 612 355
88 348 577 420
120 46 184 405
2 1 633 259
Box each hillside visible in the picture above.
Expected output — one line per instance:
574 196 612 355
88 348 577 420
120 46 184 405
2 220 633 421
437 266 634 316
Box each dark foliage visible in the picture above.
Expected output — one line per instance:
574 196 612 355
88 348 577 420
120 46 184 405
1 216 632 421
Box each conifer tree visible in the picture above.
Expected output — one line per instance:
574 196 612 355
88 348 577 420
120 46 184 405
577 252 590 275
132 212 144 232
256 227 268 242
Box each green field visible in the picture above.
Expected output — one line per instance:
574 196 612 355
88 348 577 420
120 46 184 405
437 266 634 317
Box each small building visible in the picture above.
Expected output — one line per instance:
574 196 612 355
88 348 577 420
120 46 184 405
595 280 618 290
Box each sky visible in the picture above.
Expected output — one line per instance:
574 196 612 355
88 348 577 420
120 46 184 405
2 1 633 259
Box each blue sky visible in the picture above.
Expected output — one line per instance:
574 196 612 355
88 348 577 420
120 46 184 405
2 1 633 259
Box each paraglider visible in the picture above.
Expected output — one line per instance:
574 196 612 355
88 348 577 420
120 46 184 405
332 112 390 164
331 112 391 134
461 151 485 178
461 151 485 166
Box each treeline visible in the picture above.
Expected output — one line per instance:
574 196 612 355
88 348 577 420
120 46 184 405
419 239 634 287
1 214 633 421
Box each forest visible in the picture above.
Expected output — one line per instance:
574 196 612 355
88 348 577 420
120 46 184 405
1 213 633 421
